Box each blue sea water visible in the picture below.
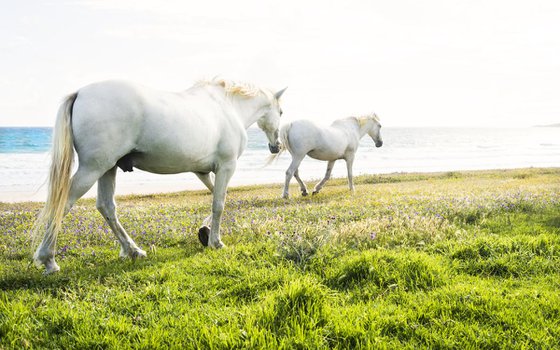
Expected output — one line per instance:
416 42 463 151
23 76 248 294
0 127 52 153
0 126 559 201
0 127 273 152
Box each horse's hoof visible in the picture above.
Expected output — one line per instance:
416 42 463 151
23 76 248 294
43 260 60 275
312 191 319 196
302 192 308 197
120 247 147 259
210 240 226 249
282 193 289 199
35 255 60 275
131 249 147 260
198 226 210 247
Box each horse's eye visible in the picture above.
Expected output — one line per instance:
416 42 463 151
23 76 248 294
280 109 283 116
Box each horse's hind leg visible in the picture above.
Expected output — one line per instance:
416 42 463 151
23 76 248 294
313 160 335 195
35 165 104 274
293 169 308 196
282 155 305 199
97 166 146 259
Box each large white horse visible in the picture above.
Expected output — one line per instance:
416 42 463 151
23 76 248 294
32 79 286 274
276 114 382 198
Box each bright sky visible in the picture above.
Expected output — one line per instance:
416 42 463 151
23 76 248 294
1 0 559 127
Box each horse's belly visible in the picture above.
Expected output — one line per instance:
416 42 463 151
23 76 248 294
126 152 215 174
307 149 344 161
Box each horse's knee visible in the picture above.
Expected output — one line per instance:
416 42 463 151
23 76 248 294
212 200 225 216
96 201 105 215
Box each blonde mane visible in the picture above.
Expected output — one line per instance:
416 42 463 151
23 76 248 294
197 78 268 98
354 113 380 128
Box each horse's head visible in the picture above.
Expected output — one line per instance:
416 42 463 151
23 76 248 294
367 113 383 148
257 87 287 154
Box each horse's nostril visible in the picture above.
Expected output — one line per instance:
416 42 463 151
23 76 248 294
269 143 280 154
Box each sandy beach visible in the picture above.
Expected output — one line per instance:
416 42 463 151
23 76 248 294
0 181 205 203
0 175 275 203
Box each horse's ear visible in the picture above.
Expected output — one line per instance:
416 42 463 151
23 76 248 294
274 87 287 100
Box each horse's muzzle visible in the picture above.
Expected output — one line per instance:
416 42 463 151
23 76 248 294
268 143 280 154
375 141 383 148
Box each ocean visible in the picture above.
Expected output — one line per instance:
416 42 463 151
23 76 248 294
0 126 558 202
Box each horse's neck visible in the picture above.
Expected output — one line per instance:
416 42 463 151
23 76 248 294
231 95 269 129
335 118 365 141
354 119 371 139
194 85 268 129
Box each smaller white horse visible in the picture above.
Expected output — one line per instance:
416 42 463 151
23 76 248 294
275 114 382 198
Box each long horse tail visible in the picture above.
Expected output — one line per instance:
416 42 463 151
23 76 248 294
31 92 78 258
264 122 292 166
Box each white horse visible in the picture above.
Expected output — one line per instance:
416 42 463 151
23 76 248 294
32 79 286 274
275 114 382 198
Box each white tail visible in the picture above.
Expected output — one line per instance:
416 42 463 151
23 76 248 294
31 92 77 259
264 122 292 166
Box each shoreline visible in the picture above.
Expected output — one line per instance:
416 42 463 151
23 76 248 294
2 166 557 203
2 127 559 203
0 173 281 203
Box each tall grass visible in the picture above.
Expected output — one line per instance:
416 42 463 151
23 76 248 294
1 168 559 348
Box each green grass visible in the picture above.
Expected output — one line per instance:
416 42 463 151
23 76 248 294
1 168 559 349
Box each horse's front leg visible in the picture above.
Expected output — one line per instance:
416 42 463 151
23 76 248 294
345 156 355 192
198 161 236 248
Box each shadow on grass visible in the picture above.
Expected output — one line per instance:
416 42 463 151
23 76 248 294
0 244 204 292
545 216 560 230
224 187 355 211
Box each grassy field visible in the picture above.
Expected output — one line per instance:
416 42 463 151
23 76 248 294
1 168 559 349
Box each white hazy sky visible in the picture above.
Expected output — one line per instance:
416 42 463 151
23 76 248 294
1 0 559 127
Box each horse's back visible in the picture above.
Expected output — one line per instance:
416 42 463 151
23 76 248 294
75 80 148 112
70 80 243 174
73 80 224 133
284 119 349 160
283 120 322 154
